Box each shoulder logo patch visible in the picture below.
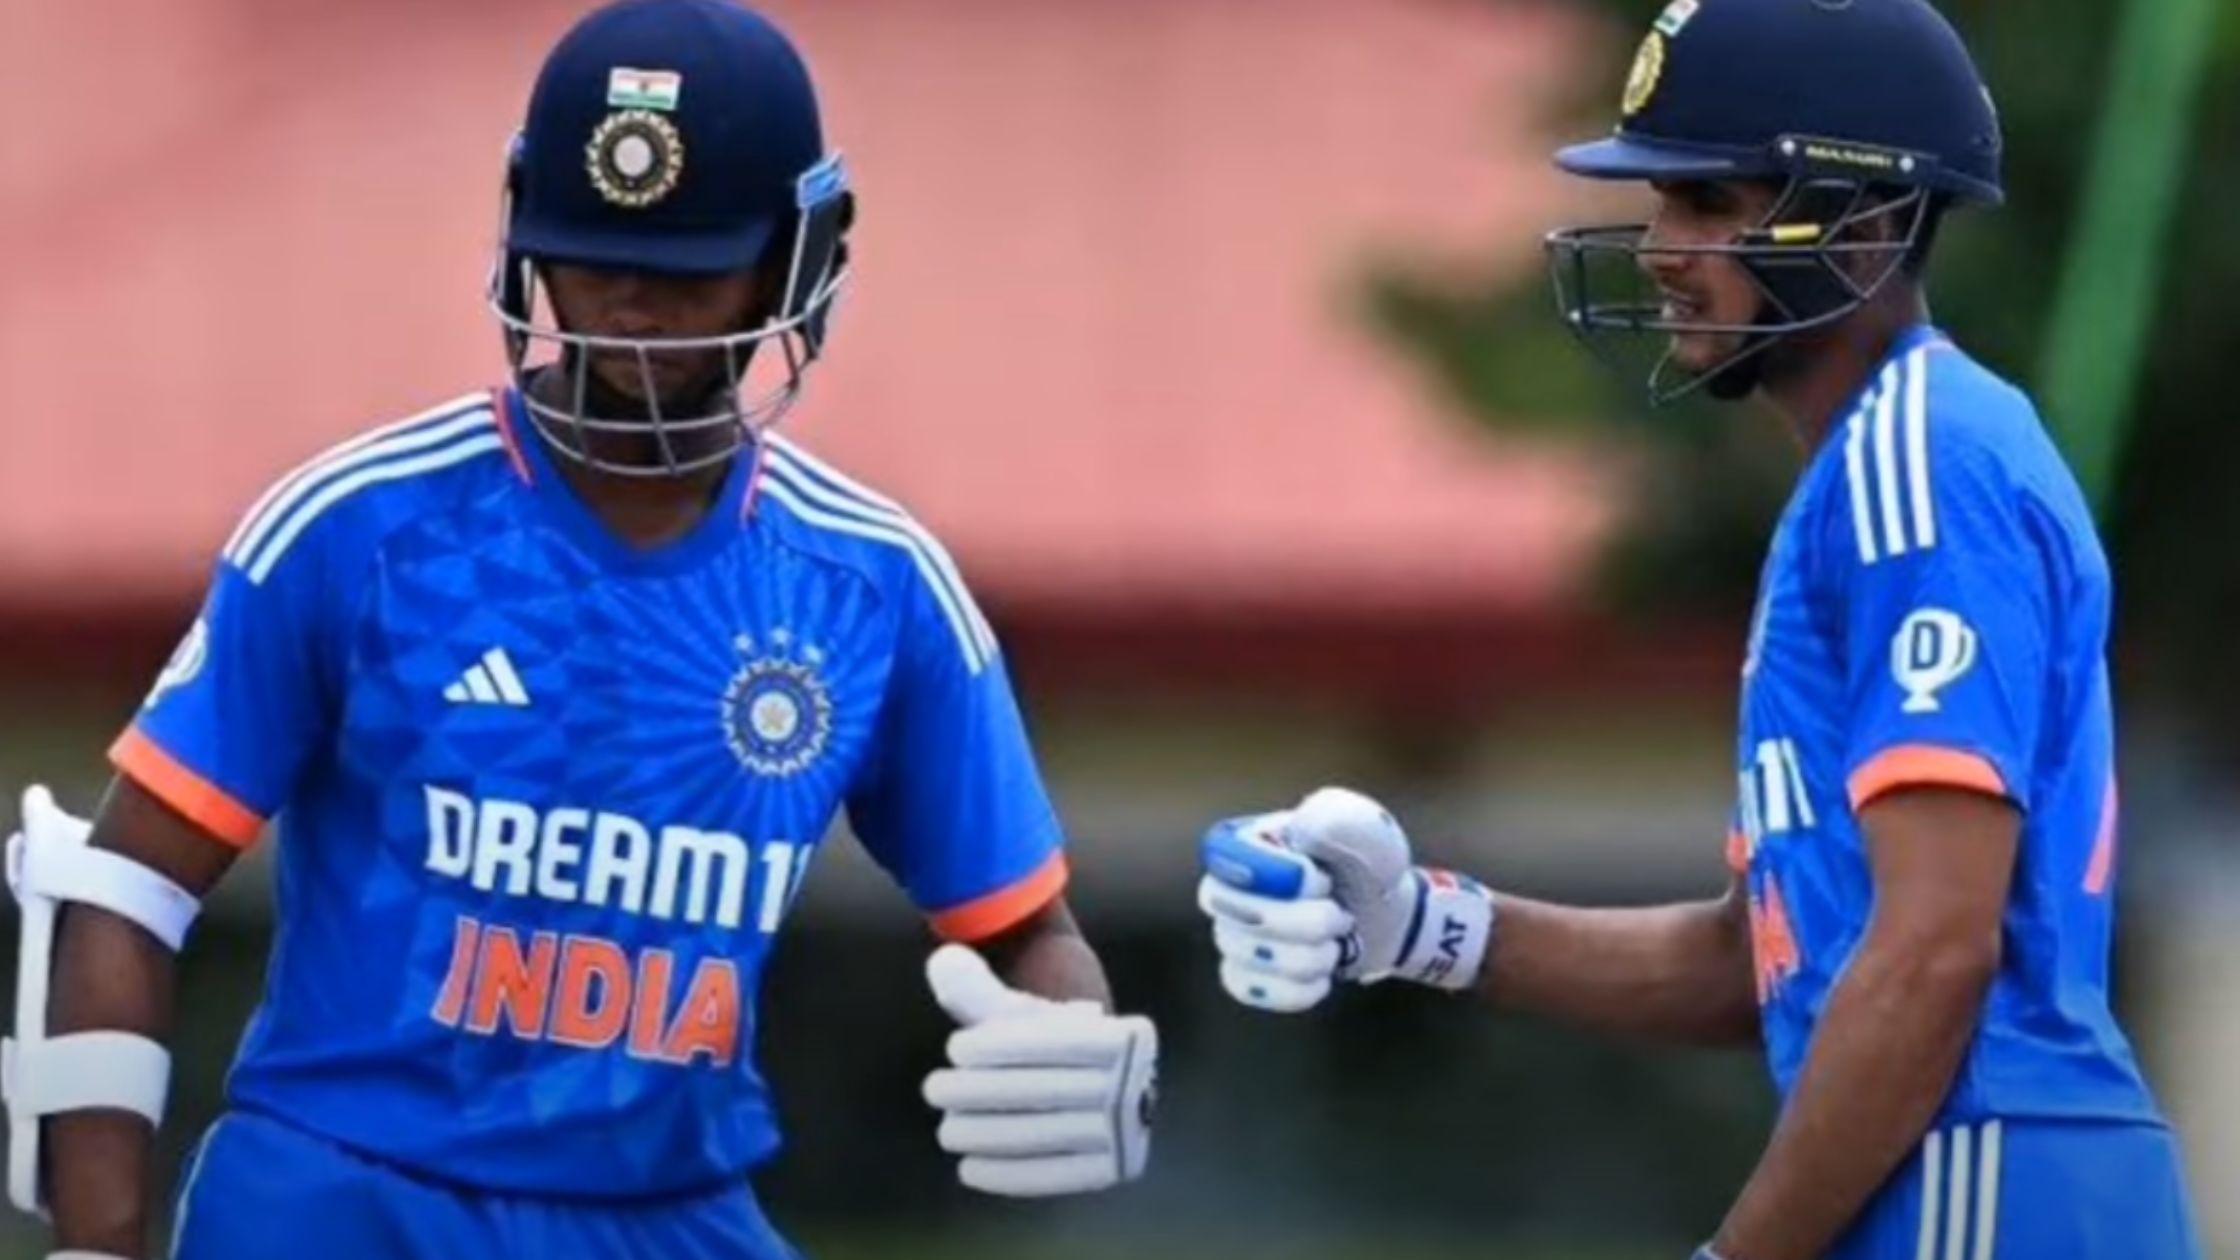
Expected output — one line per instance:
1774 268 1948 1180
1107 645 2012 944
144 616 209 711
1891 608 1978 714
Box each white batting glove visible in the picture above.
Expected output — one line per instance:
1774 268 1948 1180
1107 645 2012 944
920 944 1157 1197
1197 787 1497 1014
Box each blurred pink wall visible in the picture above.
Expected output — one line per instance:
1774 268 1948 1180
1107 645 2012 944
1 0 1614 620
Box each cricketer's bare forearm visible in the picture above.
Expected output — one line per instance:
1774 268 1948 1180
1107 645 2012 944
43 902 178 1259
977 899 1114 1010
43 779 241 1260
1710 926 1991 1260
1477 880 1760 1046
1711 787 2015 1260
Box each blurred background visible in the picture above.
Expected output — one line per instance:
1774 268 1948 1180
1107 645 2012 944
3 0 2237 1256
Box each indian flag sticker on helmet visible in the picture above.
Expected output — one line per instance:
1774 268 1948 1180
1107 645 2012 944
587 109 686 209
1622 31 1666 118
607 66 683 112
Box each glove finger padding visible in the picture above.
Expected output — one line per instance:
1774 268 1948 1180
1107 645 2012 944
1217 959 1331 1013
924 1066 1113 1113
922 943 1158 1198
925 1014 1157 1197
1196 877 1354 945
959 1152 1124 1198
1212 920 1340 982
938 1110 1112 1157
948 1013 1137 1070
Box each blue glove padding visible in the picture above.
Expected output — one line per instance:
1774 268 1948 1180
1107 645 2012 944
1200 813 1331 901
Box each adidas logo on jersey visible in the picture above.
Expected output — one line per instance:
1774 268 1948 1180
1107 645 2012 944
444 648 532 707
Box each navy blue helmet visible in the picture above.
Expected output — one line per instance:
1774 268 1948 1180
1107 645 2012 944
491 0 854 474
1545 0 2003 403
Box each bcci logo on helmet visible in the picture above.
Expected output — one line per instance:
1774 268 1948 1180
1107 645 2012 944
722 630 834 777
1891 608 1978 715
587 109 686 209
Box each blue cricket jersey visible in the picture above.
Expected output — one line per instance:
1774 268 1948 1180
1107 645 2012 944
1732 324 2161 1126
113 389 1070 1197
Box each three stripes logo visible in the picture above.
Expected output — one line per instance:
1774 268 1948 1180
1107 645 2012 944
1843 346 1937 566
445 647 532 708
1914 1122 2003 1260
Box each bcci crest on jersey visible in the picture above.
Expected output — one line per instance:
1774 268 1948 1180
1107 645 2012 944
723 631 834 777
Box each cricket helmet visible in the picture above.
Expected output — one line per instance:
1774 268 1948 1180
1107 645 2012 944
1545 0 2003 403
491 0 854 475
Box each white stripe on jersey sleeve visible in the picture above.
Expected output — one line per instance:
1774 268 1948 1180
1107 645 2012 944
758 474 992 675
768 441 998 658
764 444 998 663
243 432 503 584
1905 346 1937 551
1845 351 1950 567
1845 402 1881 565
1872 359 1910 559
223 393 493 564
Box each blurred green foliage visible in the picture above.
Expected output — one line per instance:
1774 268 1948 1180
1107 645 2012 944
1364 0 2240 763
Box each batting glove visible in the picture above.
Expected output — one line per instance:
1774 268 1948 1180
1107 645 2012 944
1197 786 1496 1013
921 944 1157 1197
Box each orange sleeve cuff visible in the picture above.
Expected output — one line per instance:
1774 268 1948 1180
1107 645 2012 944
927 851 1069 943
1847 744 2009 812
108 726 266 848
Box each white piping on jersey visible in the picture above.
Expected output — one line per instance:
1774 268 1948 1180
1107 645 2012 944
768 438 998 656
1845 345 1936 566
1873 361 1909 558
224 394 495 568
766 437 994 663
1913 1120 2003 1260
240 427 504 585
759 472 994 676
1906 347 1936 550
1845 389 1880 564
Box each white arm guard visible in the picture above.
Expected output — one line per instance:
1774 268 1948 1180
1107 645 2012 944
3 785 200 1219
